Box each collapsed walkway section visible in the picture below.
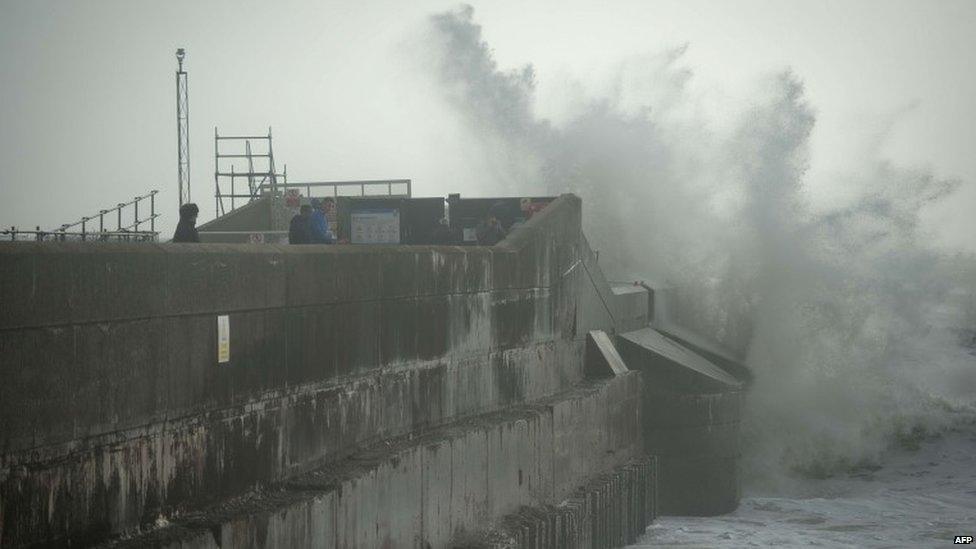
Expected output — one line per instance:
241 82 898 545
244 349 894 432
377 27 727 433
617 327 744 516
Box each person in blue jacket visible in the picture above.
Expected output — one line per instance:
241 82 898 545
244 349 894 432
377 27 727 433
309 197 335 244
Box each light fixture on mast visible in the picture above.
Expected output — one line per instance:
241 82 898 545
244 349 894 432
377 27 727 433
176 48 190 206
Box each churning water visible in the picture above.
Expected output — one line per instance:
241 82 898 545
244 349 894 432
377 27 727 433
422 6 976 546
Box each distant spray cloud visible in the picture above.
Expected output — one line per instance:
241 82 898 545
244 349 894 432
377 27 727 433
423 5 976 482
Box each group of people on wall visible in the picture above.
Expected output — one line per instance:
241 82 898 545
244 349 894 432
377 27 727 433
169 198 337 244
287 197 336 244
172 197 517 246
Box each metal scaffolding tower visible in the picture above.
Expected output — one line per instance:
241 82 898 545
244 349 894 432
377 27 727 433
176 48 190 206
213 128 287 216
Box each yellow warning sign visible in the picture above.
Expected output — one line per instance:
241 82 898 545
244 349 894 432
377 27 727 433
217 315 230 364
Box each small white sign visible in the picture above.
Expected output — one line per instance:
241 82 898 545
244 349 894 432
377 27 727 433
217 315 230 363
463 227 477 242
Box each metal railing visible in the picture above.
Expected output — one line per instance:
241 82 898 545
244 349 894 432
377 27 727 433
1 190 160 242
261 179 412 199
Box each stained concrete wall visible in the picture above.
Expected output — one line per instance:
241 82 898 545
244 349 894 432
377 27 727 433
644 391 742 516
482 456 657 549
0 195 605 546
102 374 644 549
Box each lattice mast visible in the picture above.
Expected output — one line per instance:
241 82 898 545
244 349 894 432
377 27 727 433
176 48 190 206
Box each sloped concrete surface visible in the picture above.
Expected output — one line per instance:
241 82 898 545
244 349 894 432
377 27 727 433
617 327 742 393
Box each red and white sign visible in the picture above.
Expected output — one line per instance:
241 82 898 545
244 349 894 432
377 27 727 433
284 189 302 208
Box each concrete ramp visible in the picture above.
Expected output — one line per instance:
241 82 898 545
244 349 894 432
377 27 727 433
617 327 742 393
657 322 753 384
641 283 752 383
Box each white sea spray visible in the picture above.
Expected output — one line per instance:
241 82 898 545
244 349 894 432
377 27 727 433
422 5 976 482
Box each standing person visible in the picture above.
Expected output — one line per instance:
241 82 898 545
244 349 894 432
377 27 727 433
172 202 200 243
475 206 506 246
309 197 335 244
288 204 313 244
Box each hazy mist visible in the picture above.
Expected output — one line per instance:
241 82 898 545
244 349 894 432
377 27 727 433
1 0 975 251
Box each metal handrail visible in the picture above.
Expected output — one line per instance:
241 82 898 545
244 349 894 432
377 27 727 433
50 190 159 237
260 179 412 198
197 230 289 235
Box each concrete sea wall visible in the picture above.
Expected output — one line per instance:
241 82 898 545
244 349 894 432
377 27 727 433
0 194 661 547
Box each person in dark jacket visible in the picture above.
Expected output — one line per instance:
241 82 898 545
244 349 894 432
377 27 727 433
475 207 506 246
172 203 200 243
288 204 313 244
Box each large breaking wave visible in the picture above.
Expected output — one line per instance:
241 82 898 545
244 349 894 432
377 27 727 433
421 6 976 483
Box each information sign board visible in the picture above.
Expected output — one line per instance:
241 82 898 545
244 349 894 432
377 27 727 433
351 209 400 244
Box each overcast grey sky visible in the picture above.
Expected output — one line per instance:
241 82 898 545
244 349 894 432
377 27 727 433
1 0 974 248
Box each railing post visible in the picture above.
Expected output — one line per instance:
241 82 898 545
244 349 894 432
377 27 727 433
117 205 123 232
134 199 140 232
81 217 87 241
150 192 156 234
